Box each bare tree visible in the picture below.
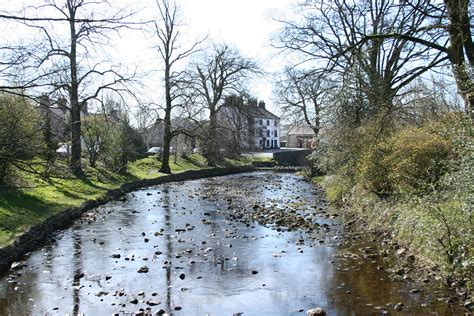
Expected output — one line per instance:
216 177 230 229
189 44 259 166
277 0 473 120
153 0 203 174
0 0 139 175
370 0 474 119
217 94 256 155
276 68 336 139
422 1 473 119
276 0 448 124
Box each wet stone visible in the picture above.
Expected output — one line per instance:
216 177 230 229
394 302 404 311
137 266 149 273
307 307 326 316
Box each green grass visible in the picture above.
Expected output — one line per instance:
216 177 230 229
311 176 325 185
127 154 207 179
0 153 227 246
0 165 126 245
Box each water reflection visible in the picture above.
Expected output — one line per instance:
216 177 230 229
162 185 173 313
72 230 82 315
0 172 463 315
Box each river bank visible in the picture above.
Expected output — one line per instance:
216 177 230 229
314 175 474 312
0 164 256 275
0 171 466 314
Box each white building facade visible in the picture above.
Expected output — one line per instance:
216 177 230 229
251 101 280 150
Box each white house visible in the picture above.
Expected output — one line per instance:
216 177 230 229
248 100 280 149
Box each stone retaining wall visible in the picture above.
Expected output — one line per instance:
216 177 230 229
273 149 312 166
0 166 255 275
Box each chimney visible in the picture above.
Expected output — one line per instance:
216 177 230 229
258 100 266 109
57 97 68 112
39 94 50 108
81 101 88 114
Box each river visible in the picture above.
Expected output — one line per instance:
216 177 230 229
0 172 462 315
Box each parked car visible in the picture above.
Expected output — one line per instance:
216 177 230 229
56 143 70 158
147 147 163 155
193 147 200 153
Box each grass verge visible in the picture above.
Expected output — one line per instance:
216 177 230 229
0 153 218 247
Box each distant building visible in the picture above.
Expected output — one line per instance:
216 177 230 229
279 124 292 147
286 125 316 148
248 100 280 149
217 97 280 152
36 95 89 143
142 118 164 148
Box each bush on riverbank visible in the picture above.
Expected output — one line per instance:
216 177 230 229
313 114 473 293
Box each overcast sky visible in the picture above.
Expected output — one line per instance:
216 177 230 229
117 0 297 115
0 0 298 115
179 0 296 111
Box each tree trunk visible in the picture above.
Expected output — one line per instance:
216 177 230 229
206 109 219 167
159 119 172 174
68 9 83 176
159 57 173 174
444 0 474 120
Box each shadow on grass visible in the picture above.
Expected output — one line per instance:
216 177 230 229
0 189 54 241
181 155 207 168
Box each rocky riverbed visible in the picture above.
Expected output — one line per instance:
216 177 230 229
0 171 465 315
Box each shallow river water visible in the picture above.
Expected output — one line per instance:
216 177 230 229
0 172 463 315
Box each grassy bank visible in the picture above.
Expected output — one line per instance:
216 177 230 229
0 154 212 247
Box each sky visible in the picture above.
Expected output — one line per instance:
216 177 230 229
0 0 298 116
116 0 297 115
180 0 296 112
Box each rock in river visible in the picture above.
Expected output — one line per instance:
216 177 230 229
307 307 326 316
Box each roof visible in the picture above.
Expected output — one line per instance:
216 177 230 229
287 125 316 136
248 105 279 120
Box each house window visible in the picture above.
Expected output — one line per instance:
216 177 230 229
259 129 263 137
274 130 278 137
274 121 277 126
259 119 262 125
266 130 270 137
267 120 270 126
266 139 270 147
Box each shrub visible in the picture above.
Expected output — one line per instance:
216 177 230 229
102 118 147 173
386 127 451 193
323 174 352 204
0 95 42 184
357 142 392 194
357 124 452 195
83 115 109 168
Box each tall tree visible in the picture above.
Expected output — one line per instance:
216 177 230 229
153 0 202 174
0 0 138 175
276 68 336 139
276 0 448 123
439 0 473 119
189 44 259 166
358 0 474 119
